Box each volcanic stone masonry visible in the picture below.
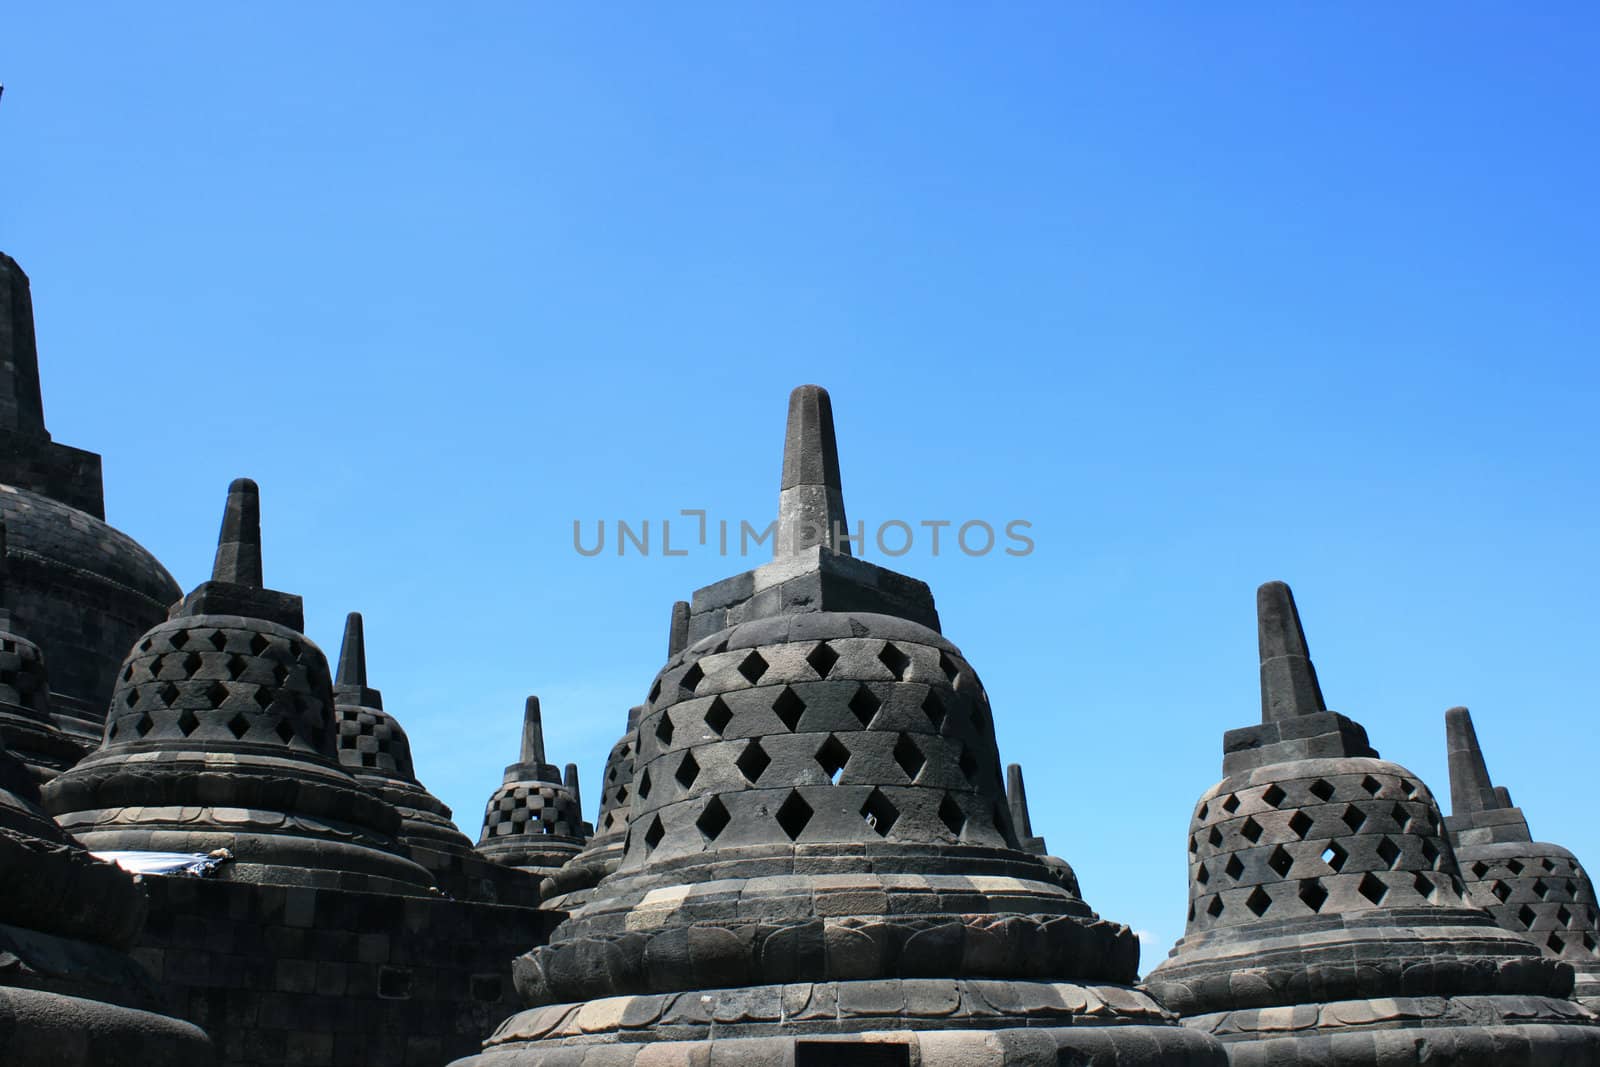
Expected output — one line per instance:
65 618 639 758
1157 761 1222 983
475 695 591 879
1445 705 1600 1008
1144 581 1600 1065
453 385 1227 1066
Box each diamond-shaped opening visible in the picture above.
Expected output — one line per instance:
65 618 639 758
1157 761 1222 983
167 631 187 650
1390 803 1411 832
775 791 813 841
1377 836 1401 869
680 662 704 693
774 686 807 731
1471 860 1490 878
182 651 203 674
1208 827 1224 847
1189 835 1198 854
124 687 139 707
847 684 881 727
1508 858 1525 875
208 630 228 651
648 679 662 704
276 720 296 745
1342 805 1367 832
705 696 733 736
696 797 731 841
177 708 200 735
643 815 665 851
675 751 700 790
1583 933 1597 953
1206 896 1224 918
1491 880 1511 902
271 662 289 687
245 631 267 656
921 690 947 729
1221 793 1240 814
738 651 769 685
1542 857 1557 872
1413 871 1435 901
1300 877 1329 912
938 651 960 683
1548 932 1565 954
892 734 925 780
807 642 839 678
1400 779 1417 796
1533 878 1551 900
1558 905 1573 927
638 769 653 800
1361 774 1382 796
1358 872 1388 905
816 735 850 784
860 788 899 837
1246 886 1272 917
877 642 911 681
1268 844 1294 877
1310 779 1335 802
147 654 165 679
736 739 771 783
958 745 978 783
1225 854 1245 880
1196 862 1211 885
1518 904 1538 928
1241 816 1263 843
134 712 154 737
1198 802 1210 821
157 681 180 706
140 638 154 653
1323 842 1348 872
253 687 274 711
1288 810 1314 840
1422 838 1440 867
289 640 303 660
1262 784 1287 808
656 712 675 747
204 680 229 708
226 654 248 680
227 713 250 739
938 794 966 837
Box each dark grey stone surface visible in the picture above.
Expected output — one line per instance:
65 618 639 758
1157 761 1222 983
1444 706 1600 1008
1145 581 1600 1063
475 696 590 879
455 386 1222 1065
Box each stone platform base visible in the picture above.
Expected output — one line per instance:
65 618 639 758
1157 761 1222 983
1184 994 1600 1066
451 978 1227 1065
0 985 212 1067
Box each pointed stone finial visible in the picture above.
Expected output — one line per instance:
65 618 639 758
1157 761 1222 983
1257 581 1326 723
1446 706 1503 815
564 762 582 817
211 478 263 587
520 696 546 767
336 613 366 687
668 600 690 657
776 384 850 558
1006 764 1035 840
0 253 47 439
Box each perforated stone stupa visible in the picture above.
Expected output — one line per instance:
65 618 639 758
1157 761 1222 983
1445 705 1600 1008
453 386 1225 1066
475 695 590 879
42 478 434 894
0 734 211 1066
1145 581 1600 1065
0 253 181 746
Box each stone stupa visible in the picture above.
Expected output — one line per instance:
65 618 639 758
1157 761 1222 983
452 386 1225 1066
0 733 211 1065
41 478 434 894
0 522 84 782
1445 705 1600 1008
475 695 590 879
1145 581 1600 1065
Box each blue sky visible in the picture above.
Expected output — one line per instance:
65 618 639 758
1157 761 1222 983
5 6 1597 962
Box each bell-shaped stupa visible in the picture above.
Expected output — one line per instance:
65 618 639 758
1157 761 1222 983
0 523 83 782
332 611 477 856
0 733 212 1065
42 479 434 894
1145 582 1600 1064
1445 705 1600 1008
475 695 590 878
453 386 1225 1065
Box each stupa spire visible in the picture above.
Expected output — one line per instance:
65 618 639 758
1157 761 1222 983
775 384 850 557
1257 580 1325 723
519 696 545 767
211 478 263 587
668 600 689 657
1445 706 1502 815
0 253 47 439
336 612 367 688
